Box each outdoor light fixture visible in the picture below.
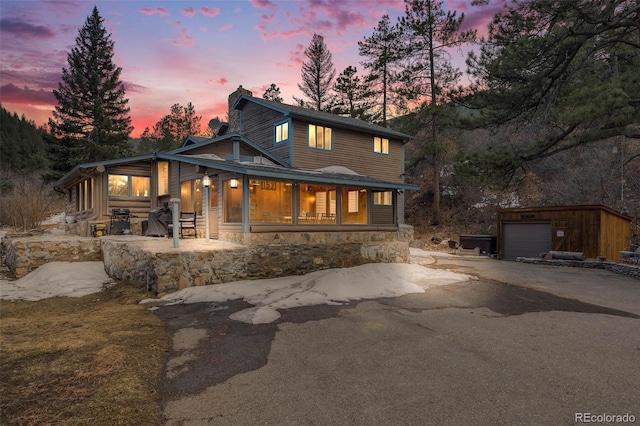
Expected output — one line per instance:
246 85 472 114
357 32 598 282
202 172 210 187
230 176 239 189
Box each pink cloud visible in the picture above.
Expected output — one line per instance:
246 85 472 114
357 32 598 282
173 28 195 48
289 44 306 66
220 23 234 31
182 8 196 17
200 7 221 17
458 0 507 38
140 7 169 16
249 0 278 10
0 18 55 39
0 83 56 105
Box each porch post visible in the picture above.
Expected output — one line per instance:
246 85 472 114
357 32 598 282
170 198 180 248
203 172 210 243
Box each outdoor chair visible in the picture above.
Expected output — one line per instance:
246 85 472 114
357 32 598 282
178 212 197 238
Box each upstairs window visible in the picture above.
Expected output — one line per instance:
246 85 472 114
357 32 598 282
374 137 389 154
308 124 332 151
275 122 289 144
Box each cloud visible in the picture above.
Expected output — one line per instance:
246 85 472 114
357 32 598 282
182 8 196 17
173 28 195 48
200 7 221 17
289 43 306 66
249 0 278 10
219 23 234 32
0 83 56 105
0 18 55 39
459 0 506 37
122 82 149 94
206 78 228 86
140 7 169 16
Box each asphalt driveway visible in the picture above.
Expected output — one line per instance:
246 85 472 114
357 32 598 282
155 253 640 426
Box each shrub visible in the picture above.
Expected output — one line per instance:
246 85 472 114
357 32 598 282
0 171 63 231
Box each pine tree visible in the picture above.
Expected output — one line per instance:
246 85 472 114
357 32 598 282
48 6 132 172
150 103 202 150
263 84 283 102
358 15 404 126
399 0 476 225
332 66 377 121
297 33 336 111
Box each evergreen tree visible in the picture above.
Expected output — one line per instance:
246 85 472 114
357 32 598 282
358 15 404 126
297 33 336 111
0 106 48 173
332 66 377 121
462 0 640 172
263 84 283 102
138 102 202 153
48 6 132 175
398 0 476 225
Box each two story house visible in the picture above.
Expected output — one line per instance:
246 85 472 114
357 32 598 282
54 86 417 243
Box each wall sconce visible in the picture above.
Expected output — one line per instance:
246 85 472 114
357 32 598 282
202 172 210 188
230 176 239 189
307 186 313 192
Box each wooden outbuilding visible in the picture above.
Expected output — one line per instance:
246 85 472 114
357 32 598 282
496 205 632 262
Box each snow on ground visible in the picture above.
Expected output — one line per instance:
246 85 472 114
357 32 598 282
140 262 474 324
0 247 474 324
0 261 114 301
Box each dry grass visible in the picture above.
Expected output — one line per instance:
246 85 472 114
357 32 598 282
0 282 170 426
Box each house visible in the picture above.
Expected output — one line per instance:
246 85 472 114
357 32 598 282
54 86 418 244
496 205 632 261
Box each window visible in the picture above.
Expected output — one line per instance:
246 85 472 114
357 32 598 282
299 185 336 224
374 137 389 154
341 188 367 224
373 191 393 205
223 179 243 223
157 161 169 195
108 174 150 197
180 179 203 215
76 178 93 211
275 122 289 143
249 180 292 223
308 124 332 151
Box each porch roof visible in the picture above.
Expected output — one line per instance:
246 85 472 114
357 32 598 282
157 153 419 191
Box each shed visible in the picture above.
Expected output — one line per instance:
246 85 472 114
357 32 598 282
496 205 631 262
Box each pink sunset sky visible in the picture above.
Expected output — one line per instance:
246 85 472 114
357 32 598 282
0 0 505 138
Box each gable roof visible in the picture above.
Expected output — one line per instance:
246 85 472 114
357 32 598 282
233 96 412 142
173 133 289 166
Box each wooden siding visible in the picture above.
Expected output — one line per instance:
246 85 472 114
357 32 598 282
238 102 291 163
497 205 630 261
372 205 394 224
181 140 257 158
291 119 404 183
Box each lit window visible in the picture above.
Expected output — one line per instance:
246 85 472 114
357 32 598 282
180 179 203 215
223 179 243 223
308 124 332 151
374 137 389 154
373 191 393 205
298 184 336 224
341 188 367 224
108 175 150 197
157 161 169 195
249 180 292 223
275 122 289 143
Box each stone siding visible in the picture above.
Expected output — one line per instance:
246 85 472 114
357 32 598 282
1 235 102 278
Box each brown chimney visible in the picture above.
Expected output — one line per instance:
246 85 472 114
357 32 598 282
228 85 252 133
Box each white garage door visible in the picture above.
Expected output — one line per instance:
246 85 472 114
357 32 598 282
503 223 552 260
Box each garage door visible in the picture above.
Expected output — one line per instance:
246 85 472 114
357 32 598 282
502 223 552 260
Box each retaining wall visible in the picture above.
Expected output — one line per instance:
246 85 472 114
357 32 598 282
517 257 640 280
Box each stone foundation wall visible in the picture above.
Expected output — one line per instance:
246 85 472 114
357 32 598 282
1 235 102 278
103 226 413 294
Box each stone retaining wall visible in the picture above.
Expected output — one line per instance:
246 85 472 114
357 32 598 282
103 227 413 294
517 257 640 280
1 235 102 278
